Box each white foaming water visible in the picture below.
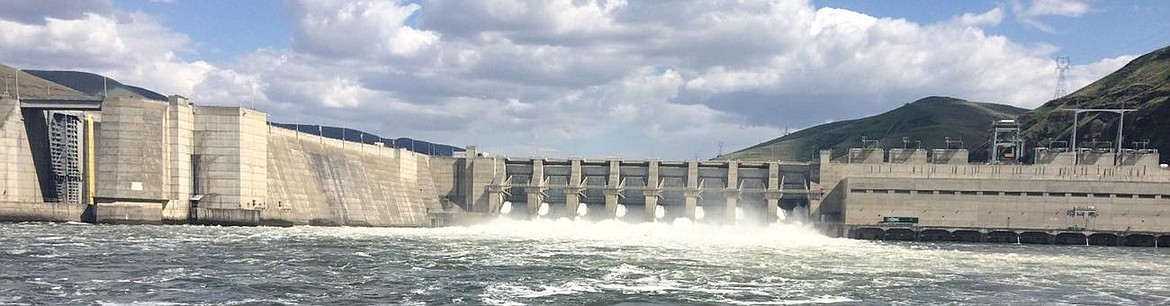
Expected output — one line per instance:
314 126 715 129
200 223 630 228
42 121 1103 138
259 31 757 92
423 217 851 249
613 204 625 217
97 302 184 306
735 207 745 220
654 205 665 220
777 208 787 221
791 205 808 222
695 207 706 220
7 222 1170 305
537 203 550 216
500 201 513 215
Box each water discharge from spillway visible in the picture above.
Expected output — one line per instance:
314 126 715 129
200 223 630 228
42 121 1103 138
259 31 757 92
500 201 513 215
613 204 626 217
694 206 706 220
449 216 840 249
792 205 809 222
777 207 788 221
537 202 550 216
735 207 745 221
654 205 666 220
578 203 591 217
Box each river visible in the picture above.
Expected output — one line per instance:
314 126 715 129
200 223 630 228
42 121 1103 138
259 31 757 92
2 219 1168 305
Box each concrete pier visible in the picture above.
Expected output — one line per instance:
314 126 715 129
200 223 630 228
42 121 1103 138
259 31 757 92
723 161 739 224
765 161 782 223
684 161 700 220
525 159 546 217
643 161 660 222
603 160 621 218
564 159 583 218
486 183 506 214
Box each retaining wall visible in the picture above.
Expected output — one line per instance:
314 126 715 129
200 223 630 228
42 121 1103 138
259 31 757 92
0 201 84 222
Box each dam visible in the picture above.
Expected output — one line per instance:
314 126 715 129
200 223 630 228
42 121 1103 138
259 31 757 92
0 70 1169 247
429 152 817 224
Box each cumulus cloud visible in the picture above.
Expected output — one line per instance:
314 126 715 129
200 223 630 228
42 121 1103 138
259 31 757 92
0 6 218 97
292 0 439 59
206 0 1129 158
952 7 1005 27
1021 0 1092 17
0 0 111 25
1012 0 1093 32
0 0 1133 159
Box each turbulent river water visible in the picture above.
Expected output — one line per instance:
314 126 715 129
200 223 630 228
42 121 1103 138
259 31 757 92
2 220 1170 305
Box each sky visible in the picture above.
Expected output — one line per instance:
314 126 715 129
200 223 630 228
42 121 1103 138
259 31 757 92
0 0 1167 160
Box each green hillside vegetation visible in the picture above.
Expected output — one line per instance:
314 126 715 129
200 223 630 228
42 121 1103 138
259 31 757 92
1020 45 1170 163
24 70 167 101
721 96 1027 162
0 64 92 100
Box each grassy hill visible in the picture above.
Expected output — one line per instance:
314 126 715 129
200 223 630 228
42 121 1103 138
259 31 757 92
725 45 1170 164
720 96 1027 162
0 64 93 100
1020 45 1170 163
269 123 464 156
24 70 167 101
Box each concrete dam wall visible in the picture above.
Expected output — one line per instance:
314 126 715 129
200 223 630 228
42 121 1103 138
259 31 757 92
264 127 441 226
80 97 444 226
0 94 447 227
0 98 46 203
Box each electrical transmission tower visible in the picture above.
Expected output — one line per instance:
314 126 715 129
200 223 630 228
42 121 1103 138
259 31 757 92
1054 56 1071 99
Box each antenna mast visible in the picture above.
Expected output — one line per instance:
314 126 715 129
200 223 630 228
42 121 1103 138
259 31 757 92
1054 57 1071 99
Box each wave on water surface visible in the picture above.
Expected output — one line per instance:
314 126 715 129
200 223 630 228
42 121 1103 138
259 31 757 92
3 219 1170 305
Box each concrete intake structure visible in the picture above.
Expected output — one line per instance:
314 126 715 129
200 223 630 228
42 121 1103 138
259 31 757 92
814 148 1170 245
